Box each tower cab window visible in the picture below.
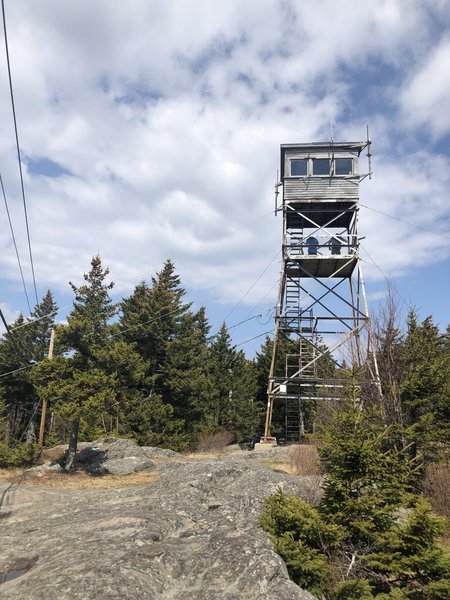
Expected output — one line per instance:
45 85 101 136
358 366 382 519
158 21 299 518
289 156 354 176
335 158 353 175
312 158 330 175
290 159 307 176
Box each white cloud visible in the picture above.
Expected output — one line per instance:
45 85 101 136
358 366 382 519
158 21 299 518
399 36 450 137
0 302 20 333
0 0 449 330
360 150 450 280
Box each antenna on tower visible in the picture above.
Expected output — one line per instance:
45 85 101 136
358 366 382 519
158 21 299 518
330 121 335 176
274 170 282 215
366 125 372 180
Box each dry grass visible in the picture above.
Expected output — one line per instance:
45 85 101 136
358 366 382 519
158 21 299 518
0 467 24 479
257 444 321 477
259 459 291 474
0 468 159 489
289 443 321 476
421 463 450 519
194 430 234 454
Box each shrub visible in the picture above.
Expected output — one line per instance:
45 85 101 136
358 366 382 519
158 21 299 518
334 579 374 600
261 402 450 598
421 463 450 519
261 488 344 596
0 442 39 468
289 443 321 476
195 430 234 453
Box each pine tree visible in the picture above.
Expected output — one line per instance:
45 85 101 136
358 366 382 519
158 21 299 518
319 401 414 546
400 310 449 460
161 308 211 444
31 256 149 466
208 323 260 441
0 314 35 442
27 290 59 361
120 260 192 384
0 292 58 444
120 281 154 361
262 399 450 598
207 324 236 428
371 290 405 428
63 255 116 360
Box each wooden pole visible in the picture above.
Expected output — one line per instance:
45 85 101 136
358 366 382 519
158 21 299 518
38 328 55 447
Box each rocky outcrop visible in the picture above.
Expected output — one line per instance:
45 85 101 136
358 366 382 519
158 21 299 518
31 437 157 477
75 438 155 475
0 446 318 599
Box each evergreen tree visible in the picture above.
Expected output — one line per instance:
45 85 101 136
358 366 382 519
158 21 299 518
208 323 260 441
27 290 59 361
31 257 117 465
371 291 405 427
161 308 211 444
319 401 414 545
120 281 154 361
0 314 35 442
120 260 192 386
0 291 58 444
400 311 449 460
63 255 116 359
30 256 161 464
261 400 450 598
207 324 236 428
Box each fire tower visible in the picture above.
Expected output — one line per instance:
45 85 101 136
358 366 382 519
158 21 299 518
263 139 381 442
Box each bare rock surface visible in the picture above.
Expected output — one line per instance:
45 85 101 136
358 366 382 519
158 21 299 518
0 444 318 600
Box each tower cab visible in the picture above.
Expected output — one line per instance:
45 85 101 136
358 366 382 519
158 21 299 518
280 142 366 278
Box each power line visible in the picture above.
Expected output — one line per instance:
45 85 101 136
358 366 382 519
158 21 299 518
190 209 274 254
215 249 281 333
227 313 262 331
115 304 187 338
235 330 273 348
0 305 29 361
360 203 450 242
243 280 278 321
10 303 73 332
360 246 409 310
2 0 39 306
0 172 32 313
257 308 275 326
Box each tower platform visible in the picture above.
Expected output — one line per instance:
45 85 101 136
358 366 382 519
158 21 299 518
285 255 357 278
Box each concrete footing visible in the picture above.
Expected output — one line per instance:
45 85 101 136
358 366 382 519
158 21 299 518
254 437 277 452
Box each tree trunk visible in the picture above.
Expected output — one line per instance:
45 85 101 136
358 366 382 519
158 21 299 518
65 419 80 472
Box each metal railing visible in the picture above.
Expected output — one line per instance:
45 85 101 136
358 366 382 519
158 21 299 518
285 234 358 257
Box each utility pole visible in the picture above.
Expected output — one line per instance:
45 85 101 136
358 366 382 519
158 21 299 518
38 328 55 447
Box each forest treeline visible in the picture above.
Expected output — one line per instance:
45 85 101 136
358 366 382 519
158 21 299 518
0 255 449 465
0 256 267 459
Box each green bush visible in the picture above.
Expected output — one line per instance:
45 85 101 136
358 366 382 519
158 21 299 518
261 402 450 599
334 579 373 600
261 488 343 596
0 442 38 468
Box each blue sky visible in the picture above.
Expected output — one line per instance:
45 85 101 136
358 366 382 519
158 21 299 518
0 0 449 355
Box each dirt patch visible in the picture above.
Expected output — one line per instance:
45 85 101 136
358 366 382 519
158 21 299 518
257 458 291 473
0 468 25 481
0 469 159 489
